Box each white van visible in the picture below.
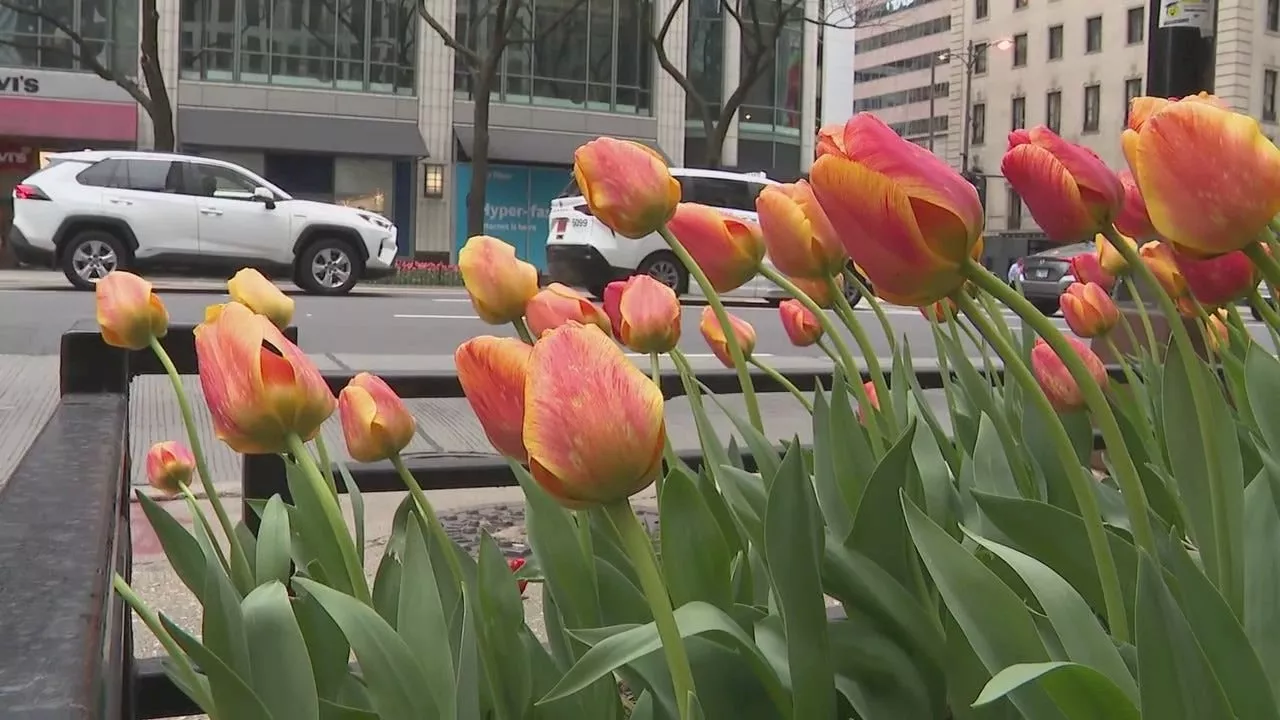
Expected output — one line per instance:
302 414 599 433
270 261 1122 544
544 167 863 306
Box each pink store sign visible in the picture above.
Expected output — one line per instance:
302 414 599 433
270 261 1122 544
0 96 136 143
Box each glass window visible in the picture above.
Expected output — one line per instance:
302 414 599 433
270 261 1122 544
681 176 754 211
1045 90 1061 133
1014 0 1027 8
974 0 987 20
179 0 417 94
973 42 988 74
1123 77 1142 125
1011 96 1025 131
77 159 124 188
1083 84 1101 132
971 102 986 145
189 163 262 199
1048 24 1063 60
1086 16 1102 53
0 0 137 73
334 156 393 215
738 1 804 134
1012 33 1027 67
1266 70 1278 123
1270 0 1279 33
1126 6 1144 44
120 160 184 193
1006 186 1022 230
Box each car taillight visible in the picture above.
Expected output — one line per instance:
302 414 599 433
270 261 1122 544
13 184 49 201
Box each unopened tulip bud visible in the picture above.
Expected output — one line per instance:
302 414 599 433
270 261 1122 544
227 268 294 329
509 556 529 596
195 302 335 454
667 203 765 293
699 306 756 368
1031 337 1108 413
1002 126 1124 244
1060 282 1120 338
523 324 665 508
96 271 169 350
1069 253 1116 293
145 441 195 496
572 138 681 238
459 235 540 325
856 381 880 425
338 373 416 463
788 275 839 309
455 336 533 462
756 180 846 279
1139 241 1188 299
525 283 612 339
1171 246 1258 308
1095 233 1137 276
1206 311 1231 353
779 299 823 347
920 298 957 323
603 275 681 353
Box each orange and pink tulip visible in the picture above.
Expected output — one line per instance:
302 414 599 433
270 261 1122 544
857 381 879 425
338 373 417 463
699 306 756 368
523 324 666 508
779 299 823 347
1095 232 1136 277
1114 170 1156 242
458 235 541 325
572 138 681 239
96 271 169 350
815 123 848 159
755 180 846 279
1031 336 1108 413
1069 253 1116 293
1206 311 1231 352
1123 94 1280 256
455 336 533 462
145 441 195 496
787 275 840 309
666 203 765 293
195 302 335 454
227 268 294 330
525 283 612 339
1171 246 1258 308
1060 282 1120 338
920 298 958 323
1001 126 1124 244
602 275 682 354
809 113 985 306
1139 241 1189 299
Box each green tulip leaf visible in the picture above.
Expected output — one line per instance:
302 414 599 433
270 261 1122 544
397 514 455 719
1246 342 1280 455
318 699 379 720
512 462 601 628
292 590 351 704
242 582 320 720
717 466 768 547
292 577 434 720
628 691 656 720
971 413 1022 500
282 459 358 598
811 383 854 539
906 390 957 531
370 549 402 628
1245 463 1280 704
825 613 947 719
335 460 366 571
476 532 534 717
973 662 1138 719
455 594 482 720
703 386 781 481
255 496 292 588
660 467 733 610
160 613 273 720
848 419 921 590
135 490 206 603
202 550 252 679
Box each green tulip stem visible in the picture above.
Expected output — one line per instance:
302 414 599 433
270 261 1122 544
657 226 763 431
1125 278 1160 356
956 293 1130 641
748 357 814 413
1245 241 1280 313
650 351 677 495
603 499 697 720
178 483 231 573
756 264 886 448
963 257 1157 559
391 453 465 584
148 337 254 594
842 267 898 355
513 317 536 345
1249 289 1280 352
977 290 1019 346
815 338 843 366
1113 289 1148 362
821 272 897 431
113 574 213 711
286 433 371 604
1103 335 1143 396
314 434 338 497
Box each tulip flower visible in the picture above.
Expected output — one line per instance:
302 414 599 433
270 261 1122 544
1060 282 1120 338
602 275 681 353
779 299 823 347
509 557 529 596
920 297 958 323
455 336 533 462
756 180 846 279
523 324 665 508
1095 232 1136 277
195 302 336 454
700 306 756 368
815 123 847 159
572 137 681 239
788 275 839 309
525 283 612 338
227 268 294 329
809 113 985 306
1139 241 1189 299
458 235 540 325
1206 310 1231 353
1123 94 1280 255
338 373 416 463
857 381 879 424
1069 253 1117 293
96 271 169 350
1114 170 1156 242
1031 336 1108 413
1001 126 1124 244
1171 246 1258 307
145 441 195 496
666 203 765 293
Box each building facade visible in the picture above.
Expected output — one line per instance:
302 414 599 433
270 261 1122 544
0 0 821 269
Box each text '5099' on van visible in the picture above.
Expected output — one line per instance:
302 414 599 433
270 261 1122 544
544 167 865 307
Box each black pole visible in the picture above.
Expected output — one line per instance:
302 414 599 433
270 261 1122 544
1145 0 1217 97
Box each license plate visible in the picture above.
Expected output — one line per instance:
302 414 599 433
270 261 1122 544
1033 268 1050 279
571 218 590 228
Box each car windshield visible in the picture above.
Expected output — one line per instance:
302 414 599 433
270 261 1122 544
556 176 581 199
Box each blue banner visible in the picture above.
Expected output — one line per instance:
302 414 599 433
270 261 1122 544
454 163 571 270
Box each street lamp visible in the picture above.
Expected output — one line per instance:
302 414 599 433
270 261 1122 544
938 38 1012 174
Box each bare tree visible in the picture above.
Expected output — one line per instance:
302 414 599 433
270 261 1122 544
416 0 586 238
0 0 174 150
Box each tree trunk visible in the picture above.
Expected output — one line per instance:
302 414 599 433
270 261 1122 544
139 0 175 151
466 69 495 239
703 118 726 169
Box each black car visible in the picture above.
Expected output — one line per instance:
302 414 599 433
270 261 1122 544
1014 241 1093 316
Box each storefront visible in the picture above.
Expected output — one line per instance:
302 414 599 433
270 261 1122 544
452 162 573 271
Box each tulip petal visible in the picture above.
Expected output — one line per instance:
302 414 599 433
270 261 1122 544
1001 144 1096 243
1028 127 1122 209
455 336 532 461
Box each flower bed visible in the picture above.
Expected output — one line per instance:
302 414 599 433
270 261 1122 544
370 259 464 286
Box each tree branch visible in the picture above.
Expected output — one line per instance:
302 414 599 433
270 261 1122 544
647 0 713 134
417 0 482 67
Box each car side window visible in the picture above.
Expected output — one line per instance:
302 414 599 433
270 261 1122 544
77 159 124 187
189 163 262 200
120 160 184 193
681 176 754 212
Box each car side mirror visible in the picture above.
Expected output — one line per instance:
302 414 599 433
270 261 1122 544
253 186 276 209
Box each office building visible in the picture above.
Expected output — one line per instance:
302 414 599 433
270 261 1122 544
0 0 822 268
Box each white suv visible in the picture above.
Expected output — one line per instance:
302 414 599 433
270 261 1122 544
7 150 398 294
545 167 863 306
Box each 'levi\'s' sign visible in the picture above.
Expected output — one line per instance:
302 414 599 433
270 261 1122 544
0 75 40 94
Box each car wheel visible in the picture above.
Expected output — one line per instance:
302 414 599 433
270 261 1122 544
61 229 128 290
587 284 608 300
842 273 864 308
637 251 689 296
1032 299 1061 316
298 238 361 295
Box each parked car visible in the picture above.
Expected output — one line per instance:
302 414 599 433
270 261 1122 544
1016 241 1093 315
7 150 398 294
544 167 865 306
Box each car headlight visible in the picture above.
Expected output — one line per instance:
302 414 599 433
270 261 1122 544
357 212 392 230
